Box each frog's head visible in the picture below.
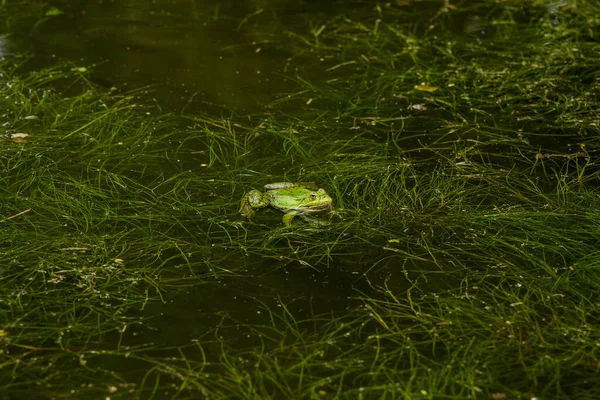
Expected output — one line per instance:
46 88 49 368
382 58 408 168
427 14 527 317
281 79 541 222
271 187 332 212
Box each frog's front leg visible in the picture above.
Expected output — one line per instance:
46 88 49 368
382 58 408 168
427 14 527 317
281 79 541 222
282 210 300 226
239 190 270 220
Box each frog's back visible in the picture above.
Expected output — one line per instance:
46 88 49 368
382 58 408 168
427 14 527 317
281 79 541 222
264 182 297 190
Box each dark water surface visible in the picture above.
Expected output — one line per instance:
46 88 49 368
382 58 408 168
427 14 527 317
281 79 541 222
17 1 297 112
2 0 599 398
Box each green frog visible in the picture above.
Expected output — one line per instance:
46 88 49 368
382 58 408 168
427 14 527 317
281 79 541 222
239 182 333 226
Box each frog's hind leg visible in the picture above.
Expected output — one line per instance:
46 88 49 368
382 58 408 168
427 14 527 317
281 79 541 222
282 210 299 226
239 195 255 219
239 190 269 220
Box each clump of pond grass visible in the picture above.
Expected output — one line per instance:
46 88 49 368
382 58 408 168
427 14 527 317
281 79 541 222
129 188 600 398
2 0 600 399
0 61 258 396
149 1 600 398
256 0 600 152
5 57 599 400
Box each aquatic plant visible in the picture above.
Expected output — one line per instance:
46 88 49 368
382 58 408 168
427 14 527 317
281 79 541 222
1 0 600 398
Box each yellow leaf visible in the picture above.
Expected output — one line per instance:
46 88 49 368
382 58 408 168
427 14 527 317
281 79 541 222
414 84 439 93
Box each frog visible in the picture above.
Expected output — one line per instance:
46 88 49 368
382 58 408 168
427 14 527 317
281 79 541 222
239 182 333 226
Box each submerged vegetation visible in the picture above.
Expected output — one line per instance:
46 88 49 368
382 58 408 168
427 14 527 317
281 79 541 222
1 0 600 398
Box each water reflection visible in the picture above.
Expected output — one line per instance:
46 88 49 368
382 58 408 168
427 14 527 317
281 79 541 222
18 0 296 113
0 35 8 58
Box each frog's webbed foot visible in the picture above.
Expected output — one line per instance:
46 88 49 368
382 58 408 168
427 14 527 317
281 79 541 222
302 214 332 227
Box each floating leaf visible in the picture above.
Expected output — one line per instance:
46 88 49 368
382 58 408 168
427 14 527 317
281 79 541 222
11 133 31 143
45 7 63 16
414 84 440 93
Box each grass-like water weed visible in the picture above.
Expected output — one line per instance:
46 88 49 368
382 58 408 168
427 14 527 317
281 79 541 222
1 0 600 398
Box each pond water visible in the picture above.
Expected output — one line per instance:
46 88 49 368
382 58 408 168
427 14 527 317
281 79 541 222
14 1 329 112
2 0 599 398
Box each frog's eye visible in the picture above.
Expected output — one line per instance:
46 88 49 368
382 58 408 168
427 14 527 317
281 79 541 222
309 193 317 198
